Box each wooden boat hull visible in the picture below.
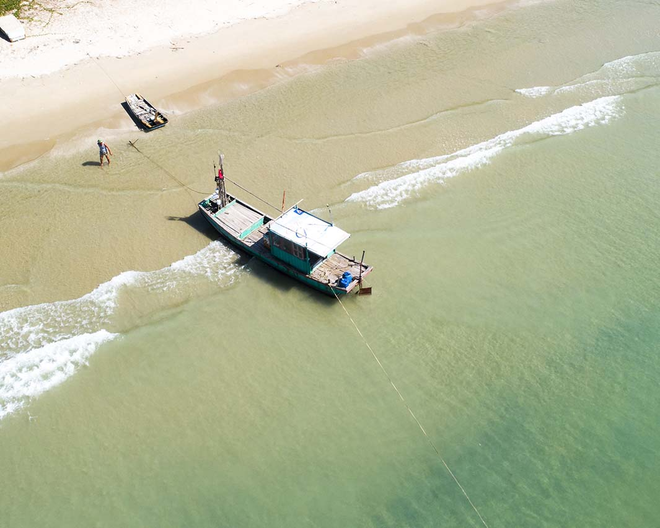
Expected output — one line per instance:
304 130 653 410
198 197 371 296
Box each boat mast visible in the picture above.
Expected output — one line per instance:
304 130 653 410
216 152 228 208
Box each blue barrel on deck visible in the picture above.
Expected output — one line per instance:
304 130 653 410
338 271 353 288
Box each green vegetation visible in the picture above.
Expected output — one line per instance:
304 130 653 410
0 1 65 23
0 0 22 16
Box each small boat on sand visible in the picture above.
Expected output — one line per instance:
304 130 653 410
125 93 168 131
198 155 373 296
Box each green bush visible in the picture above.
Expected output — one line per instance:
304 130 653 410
0 0 22 16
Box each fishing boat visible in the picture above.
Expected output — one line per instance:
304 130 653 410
198 155 373 296
124 93 168 131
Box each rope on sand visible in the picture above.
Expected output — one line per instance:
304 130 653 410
88 53 127 99
332 291 490 528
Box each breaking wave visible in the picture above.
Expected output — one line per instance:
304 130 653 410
516 51 660 99
0 331 117 420
0 241 241 420
345 95 622 209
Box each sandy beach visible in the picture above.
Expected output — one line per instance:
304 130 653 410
1 0 508 173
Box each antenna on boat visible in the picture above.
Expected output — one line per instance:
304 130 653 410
326 204 334 226
281 190 286 212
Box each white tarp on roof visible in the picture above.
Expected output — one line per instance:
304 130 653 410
0 15 25 42
269 208 350 257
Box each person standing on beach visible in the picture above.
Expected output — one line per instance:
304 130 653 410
98 139 112 167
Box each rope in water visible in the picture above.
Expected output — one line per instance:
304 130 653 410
128 142 284 213
332 291 490 528
128 141 209 196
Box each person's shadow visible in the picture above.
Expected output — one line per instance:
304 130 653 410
82 161 101 167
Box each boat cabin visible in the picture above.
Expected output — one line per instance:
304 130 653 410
267 207 350 274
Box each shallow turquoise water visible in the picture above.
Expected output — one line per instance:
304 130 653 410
2 0 660 526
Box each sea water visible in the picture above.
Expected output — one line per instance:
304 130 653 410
1 0 660 526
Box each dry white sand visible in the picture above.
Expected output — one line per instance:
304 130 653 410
0 0 330 79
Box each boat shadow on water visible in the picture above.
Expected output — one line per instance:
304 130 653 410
245 257 340 306
166 212 217 240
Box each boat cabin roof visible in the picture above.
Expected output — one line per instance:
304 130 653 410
269 207 350 258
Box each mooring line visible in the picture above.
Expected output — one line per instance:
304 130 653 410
332 292 490 528
88 53 127 99
128 141 210 198
222 176 283 214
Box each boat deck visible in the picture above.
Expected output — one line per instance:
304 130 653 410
310 252 370 287
213 200 265 238
243 224 270 250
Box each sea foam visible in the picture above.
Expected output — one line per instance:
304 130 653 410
516 51 660 99
0 331 118 420
0 241 241 421
515 86 553 98
345 95 622 209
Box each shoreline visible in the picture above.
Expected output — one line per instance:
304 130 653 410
0 0 517 174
